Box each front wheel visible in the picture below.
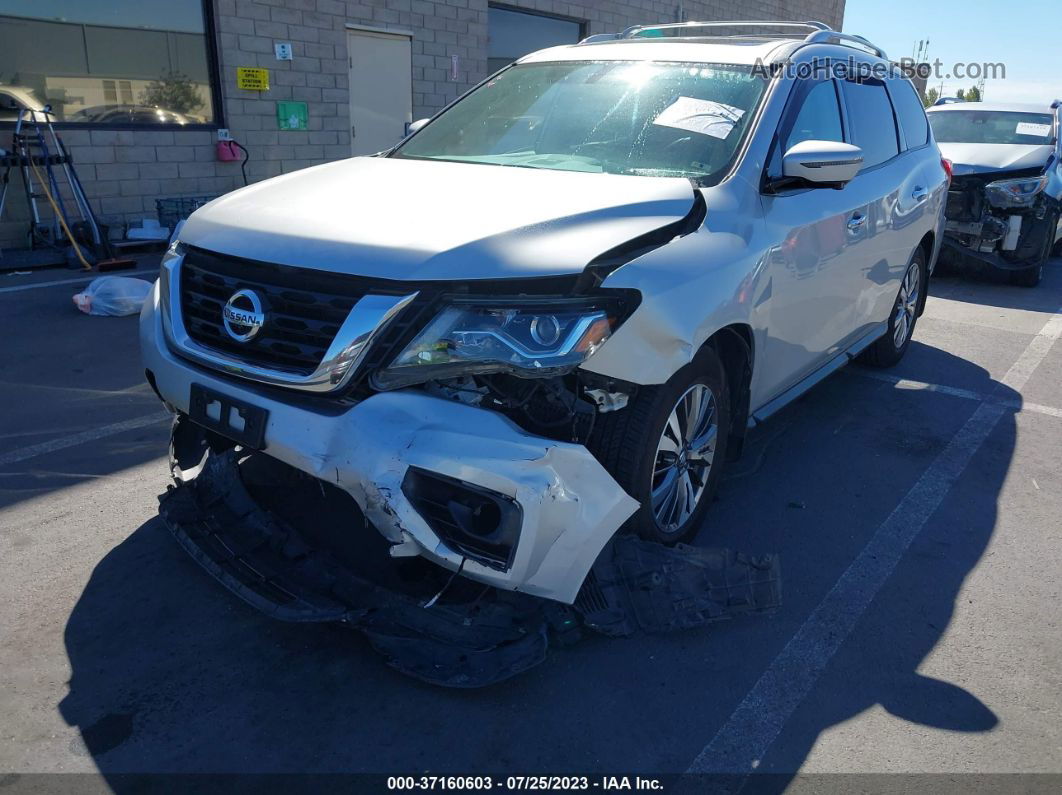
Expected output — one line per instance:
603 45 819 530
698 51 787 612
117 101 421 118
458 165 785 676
1009 263 1044 288
588 347 730 545
1008 210 1055 287
864 247 925 368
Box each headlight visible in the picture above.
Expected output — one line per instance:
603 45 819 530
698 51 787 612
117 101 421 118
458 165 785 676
373 298 623 390
985 175 1048 208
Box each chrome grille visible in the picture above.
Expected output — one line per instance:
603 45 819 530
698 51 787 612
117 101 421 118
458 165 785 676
179 248 365 376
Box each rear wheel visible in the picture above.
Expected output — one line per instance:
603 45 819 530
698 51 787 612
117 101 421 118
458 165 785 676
588 347 730 545
864 247 925 368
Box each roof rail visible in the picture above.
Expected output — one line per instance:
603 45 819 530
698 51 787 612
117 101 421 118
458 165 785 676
582 21 888 60
619 20 832 39
801 30 888 60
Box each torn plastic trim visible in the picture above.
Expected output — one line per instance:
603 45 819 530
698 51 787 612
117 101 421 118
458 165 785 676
941 234 1048 272
157 446 781 687
160 449 550 687
577 540 781 636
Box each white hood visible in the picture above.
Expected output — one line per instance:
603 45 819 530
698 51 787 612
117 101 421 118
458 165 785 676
938 143 1053 175
180 156 698 281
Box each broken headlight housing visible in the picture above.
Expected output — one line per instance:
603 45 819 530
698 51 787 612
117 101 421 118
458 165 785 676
985 175 1048 208
373 297 624 390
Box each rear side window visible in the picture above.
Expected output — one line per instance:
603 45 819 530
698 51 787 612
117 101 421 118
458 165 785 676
784 80 844 151
890 80 930 148
841 79 900 168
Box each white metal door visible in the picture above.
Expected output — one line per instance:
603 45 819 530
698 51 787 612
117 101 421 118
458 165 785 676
347 28 411 156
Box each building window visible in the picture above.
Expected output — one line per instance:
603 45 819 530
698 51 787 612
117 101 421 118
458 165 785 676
0 0 219 126
487 5 584 74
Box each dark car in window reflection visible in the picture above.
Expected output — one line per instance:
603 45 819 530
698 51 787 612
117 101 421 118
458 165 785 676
69 104 203 125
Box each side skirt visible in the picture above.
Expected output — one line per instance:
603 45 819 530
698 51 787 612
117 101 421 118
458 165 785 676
748 322 888 427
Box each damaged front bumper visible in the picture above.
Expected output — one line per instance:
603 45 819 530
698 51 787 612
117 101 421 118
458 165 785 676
158 446 781 686
942 171 1058 271
144 283 780 686
142 282 638 604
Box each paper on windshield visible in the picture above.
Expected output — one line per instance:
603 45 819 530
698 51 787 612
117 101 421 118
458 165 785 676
1015 122 1052 137
652 97 745 139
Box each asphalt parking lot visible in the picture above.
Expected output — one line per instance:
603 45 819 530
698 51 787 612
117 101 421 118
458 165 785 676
1 257 1060 788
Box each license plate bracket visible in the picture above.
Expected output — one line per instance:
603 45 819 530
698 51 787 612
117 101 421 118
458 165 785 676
189 383 268 450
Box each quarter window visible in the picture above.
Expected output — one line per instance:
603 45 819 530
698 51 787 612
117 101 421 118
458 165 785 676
890 80 929 148
0 0 218 125
841 79 900 168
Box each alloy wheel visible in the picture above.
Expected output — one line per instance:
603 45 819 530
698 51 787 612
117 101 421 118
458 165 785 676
893 258 921 349
650 383 719 534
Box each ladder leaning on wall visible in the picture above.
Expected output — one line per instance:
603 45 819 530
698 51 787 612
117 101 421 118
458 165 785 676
0 105 102 267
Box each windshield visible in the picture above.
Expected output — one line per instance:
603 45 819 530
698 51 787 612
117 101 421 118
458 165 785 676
392 61 767 182
928 110 1056 145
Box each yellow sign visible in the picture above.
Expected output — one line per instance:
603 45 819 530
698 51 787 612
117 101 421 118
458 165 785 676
236 67 269 91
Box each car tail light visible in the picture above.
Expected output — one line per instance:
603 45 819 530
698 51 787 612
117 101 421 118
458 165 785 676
941 157 953 184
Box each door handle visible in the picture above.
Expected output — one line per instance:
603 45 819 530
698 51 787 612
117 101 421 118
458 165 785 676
911 186 928 202
847 213 867 232
351 124 356 139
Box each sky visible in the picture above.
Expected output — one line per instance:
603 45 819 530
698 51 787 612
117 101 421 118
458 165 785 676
842 0 1061 104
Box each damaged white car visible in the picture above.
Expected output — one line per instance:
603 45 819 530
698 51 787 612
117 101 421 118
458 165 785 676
927 100 1062 286
142 21 947 685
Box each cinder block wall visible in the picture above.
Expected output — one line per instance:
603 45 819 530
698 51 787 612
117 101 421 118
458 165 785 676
0 0 846 249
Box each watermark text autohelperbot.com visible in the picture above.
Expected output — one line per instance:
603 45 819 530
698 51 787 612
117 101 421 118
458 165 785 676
752 56 1006 82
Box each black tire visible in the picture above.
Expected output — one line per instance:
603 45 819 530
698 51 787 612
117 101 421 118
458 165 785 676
1008 211 1055 287
864 247 926 368
588 346 730 545
1009 263 1043 288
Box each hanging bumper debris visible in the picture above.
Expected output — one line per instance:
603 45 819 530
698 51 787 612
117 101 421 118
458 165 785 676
158 448 780 688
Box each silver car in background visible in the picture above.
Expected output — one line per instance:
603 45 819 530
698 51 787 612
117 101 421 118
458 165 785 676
927 100 1062 286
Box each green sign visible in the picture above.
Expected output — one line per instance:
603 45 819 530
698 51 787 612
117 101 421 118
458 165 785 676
276 101 308 131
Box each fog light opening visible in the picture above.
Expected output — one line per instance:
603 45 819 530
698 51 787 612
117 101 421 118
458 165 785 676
401 467 522 571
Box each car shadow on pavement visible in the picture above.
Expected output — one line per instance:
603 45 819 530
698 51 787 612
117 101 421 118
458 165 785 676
928 256 1061 313
742 360 1017 789
57 349 1016 784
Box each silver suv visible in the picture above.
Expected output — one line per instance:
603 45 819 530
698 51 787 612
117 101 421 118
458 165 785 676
143 22 947 617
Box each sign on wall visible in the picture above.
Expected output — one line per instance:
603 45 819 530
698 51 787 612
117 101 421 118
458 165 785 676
277 101 308 131
236 67 269 91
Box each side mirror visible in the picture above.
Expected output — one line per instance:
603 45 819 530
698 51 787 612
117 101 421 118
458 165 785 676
406 118 430 136
781 140 864 187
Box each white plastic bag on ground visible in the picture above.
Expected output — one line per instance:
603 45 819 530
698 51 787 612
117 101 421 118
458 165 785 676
73 276 153 317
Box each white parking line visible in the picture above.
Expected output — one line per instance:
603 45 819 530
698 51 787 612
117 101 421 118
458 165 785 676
850 370 1062 420
686 304 1062 779
1002 312 1062 389
0 269 159 295
0 413 170 467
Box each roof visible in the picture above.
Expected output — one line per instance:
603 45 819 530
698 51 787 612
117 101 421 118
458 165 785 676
927 101 1058 114
518 37 805 67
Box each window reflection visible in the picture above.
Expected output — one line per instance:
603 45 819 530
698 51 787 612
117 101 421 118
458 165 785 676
487 6 583 74
0 0 215 124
